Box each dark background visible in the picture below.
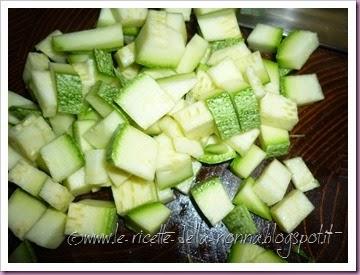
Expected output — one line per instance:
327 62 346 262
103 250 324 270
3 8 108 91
8 8 348 263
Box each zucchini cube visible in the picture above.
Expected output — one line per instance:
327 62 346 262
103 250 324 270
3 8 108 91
9 160 48 197
271 190 314 233
223 204 257 235
39 178 74 212
9 189 47 240
260 92 299 131
108 124 158 181
197 9 241 41
259 125 290 158
40 134 84 182
191 177 234 226
111 176 158 215
247 24 283 53
115 74 175 130
226 128 260 156
65 199 118 236
283 157 320 192
85 149 110 186
125 202 171 234
25 209 67 249
64 167 93 197
9 115 55 161
253 159 291 206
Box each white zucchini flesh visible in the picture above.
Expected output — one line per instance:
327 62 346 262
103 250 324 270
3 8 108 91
9 189 47 240
114 42 136 68
176 34 209 74
207 57 249 93
247 24 283 53
226 128 260 156
157 73 197 103
157 116 184 138
9 160 48 197
282 74 324 106
260 92 299 131
108 124 158 181
96 8 117 28
49 113 75 136
253 159 291 206
64 167 93 197
271 190 314 233
276 30 319 70
35 30 67 63
8 145 30 170
263 59 280 94
173 136 204 158
22 52 49 85
106 165 131 187
165 8 192 21
197 9 241 41
85 149 110 186
25 209 67 249
166 12 187 44
175 160 202 195
283 157 320 192
39 178 74 212
111 8 148 27
207 42 251 66
111 176 158 215
173 101 215 139
73 120 96 153
115 74 175 130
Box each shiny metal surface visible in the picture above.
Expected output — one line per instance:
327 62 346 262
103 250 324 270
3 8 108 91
237 8 348 52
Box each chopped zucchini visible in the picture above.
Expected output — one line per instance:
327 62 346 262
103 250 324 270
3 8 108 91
25 208 67 249
8 189 47 240
276 30 319 70
135 14 185 68
9 241 37 263
8 145 30 170
93 48 115 77
235 51 270 85
165 8 191 21
157 186 175 204
263 59 280 94
173 101 215 139
40 134 84 182
176 34 209 74
9 115 55 161
207 58 249 93
53 23 124 52
166 12 187 44
199 143 237 164
73 120 96 152
114 42 135 68
96 8 117 28
156 150 193 190
9 160 48 196
64 167 93 196
108 124 158 181
173 136 204 158
22 52 49 85
206 92 241 139
84 110 126 149
271 190 314 233
194 8 226 16
106 165 131 187
141 67 176 79
111 176 158 215
260 92 299 131
232 88 260 132
50 63 84 114
247 24 283 53
35 30 67 63
157 73 197 102
225 128 260 156
8 106 41 124
282 74 324 106
30 70 57 117
253 159 291 206
115 74 174 130
245 66 266 98
283 157 320 192
187 70 217 101
191 177 234 226
85 149 110 186
233 177 272 220
175 160 202 195
65 199 118 236
197 9 241 41
111 8 148 27
227 243 265 263
39 178 74 212
158 116 184 138
49 113 75 136
252 250 286 263
259 125 290 157
230 145 266 178
125 202 171 234
207 40 251 66
223 204 257 235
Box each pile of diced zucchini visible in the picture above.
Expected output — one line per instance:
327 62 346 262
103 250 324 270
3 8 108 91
8 8 325 263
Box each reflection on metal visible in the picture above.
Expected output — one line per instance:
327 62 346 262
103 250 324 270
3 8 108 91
237 8 348 52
